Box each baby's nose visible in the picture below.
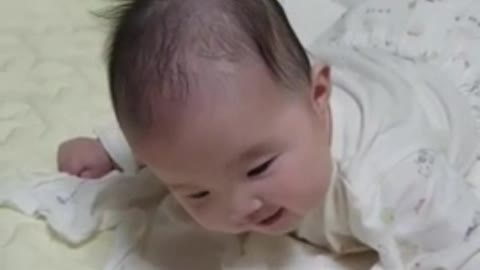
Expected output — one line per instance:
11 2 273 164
230 198 263 225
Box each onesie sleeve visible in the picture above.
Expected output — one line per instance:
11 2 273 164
94 122 140 175
349 149 480 270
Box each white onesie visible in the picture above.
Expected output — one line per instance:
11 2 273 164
96 1 480 269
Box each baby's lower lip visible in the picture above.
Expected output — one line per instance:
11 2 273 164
259 208 285 226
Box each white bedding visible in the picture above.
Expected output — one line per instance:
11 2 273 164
0 1 378 269
0 0 114 269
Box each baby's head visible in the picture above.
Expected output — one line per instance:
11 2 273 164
107 0 332 235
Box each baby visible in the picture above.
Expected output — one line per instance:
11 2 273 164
57 0 480 269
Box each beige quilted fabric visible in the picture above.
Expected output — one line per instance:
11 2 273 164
0 1 114 269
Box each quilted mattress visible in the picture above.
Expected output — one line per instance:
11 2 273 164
1 0 117 269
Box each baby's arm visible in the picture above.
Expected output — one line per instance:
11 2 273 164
350 149 480 270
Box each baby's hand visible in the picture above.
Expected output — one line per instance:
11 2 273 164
57 137 116 179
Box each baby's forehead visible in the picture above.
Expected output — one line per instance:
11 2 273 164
135 102 292 180
137 61 295 139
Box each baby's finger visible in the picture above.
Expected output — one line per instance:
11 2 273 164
79 169 99 179
59 159 85 176
79 168 105 179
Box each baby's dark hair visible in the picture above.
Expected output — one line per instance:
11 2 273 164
106 0 311 132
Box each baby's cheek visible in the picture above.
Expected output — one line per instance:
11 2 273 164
186 202 208 220
271 172 308 202
284 168 326 213
173 199 207 224
186 202 229 231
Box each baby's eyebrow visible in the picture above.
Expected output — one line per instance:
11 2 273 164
167 183 192 191
234 142 276 165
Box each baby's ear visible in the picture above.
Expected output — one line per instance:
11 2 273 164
310 65 331 110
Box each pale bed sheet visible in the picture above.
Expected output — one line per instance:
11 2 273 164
0 0 114 269
0 0 374 269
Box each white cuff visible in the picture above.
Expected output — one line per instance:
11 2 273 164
94 123 139 175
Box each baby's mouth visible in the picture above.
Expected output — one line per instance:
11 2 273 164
258 208 285 226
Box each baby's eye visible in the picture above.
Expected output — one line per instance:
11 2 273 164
188 191 210 199
247 157 276 178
